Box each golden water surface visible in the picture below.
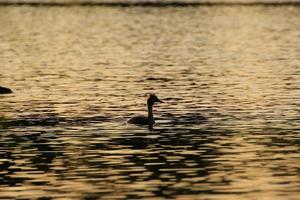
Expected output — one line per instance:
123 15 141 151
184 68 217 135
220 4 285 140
0 5 299 200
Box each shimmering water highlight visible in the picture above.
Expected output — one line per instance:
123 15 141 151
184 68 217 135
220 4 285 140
0 5 299 200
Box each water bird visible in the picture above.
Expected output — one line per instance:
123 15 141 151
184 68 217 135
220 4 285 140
0 86 12 94
127 93 163 126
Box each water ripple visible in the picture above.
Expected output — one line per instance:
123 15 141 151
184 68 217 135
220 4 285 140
0 5 299 200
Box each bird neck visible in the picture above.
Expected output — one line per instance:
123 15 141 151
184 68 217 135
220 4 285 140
147 103 154 122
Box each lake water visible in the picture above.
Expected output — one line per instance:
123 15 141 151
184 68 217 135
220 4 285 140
0 4 299 200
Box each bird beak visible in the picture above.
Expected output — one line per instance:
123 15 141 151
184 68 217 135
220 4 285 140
158 99 164 103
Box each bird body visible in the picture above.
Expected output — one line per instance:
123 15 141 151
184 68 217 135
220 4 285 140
127 116 150 125
127 94 163 126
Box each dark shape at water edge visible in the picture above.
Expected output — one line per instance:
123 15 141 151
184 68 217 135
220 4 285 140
0 86 12 94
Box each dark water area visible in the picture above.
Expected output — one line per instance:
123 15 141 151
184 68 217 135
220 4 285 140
0 4 300 200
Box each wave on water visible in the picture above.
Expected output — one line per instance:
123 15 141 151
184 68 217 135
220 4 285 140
1 0 300 6
0 115 111 128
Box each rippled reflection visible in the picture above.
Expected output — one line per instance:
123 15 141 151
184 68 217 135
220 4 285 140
0 5 299 200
